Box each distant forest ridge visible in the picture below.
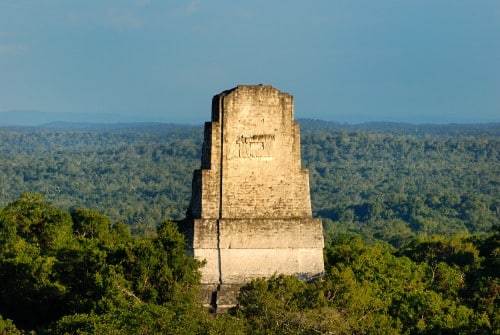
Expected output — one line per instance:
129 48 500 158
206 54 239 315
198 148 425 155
299 119 500 137
0 110 162 125
1 118 499 137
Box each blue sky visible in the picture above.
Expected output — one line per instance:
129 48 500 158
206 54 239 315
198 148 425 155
0 0 499 124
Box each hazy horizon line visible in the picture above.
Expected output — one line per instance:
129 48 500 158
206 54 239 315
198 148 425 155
1 110 498 127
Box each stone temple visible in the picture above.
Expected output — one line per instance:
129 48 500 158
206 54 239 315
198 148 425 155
185 85 324 312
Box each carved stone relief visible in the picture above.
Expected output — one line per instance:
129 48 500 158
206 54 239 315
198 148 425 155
236 134 275 158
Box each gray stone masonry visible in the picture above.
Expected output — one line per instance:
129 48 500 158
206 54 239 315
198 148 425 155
185 85 324 312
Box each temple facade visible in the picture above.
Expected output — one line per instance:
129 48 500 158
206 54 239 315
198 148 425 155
185 85 324 312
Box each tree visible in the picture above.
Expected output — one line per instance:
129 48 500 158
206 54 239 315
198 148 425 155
0 315 22 335
232 275 354 335
0 195 210 333
0 193 74 330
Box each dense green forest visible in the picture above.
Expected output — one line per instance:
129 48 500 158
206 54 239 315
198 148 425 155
0 121 498 333
0 124 201 235
0 194 498 334
0 121 498 242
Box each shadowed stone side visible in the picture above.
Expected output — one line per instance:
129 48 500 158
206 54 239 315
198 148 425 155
185 85 324 312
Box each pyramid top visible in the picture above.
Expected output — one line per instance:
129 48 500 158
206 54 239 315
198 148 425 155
210 85 293 122
189 84 313 219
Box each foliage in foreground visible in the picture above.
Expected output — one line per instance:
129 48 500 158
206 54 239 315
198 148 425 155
1 194 498 334
230 231 498 335
0 194 208 334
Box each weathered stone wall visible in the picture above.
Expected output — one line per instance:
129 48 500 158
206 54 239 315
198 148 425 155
193 218 324 284
186 85 324 311
217 86 311 219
